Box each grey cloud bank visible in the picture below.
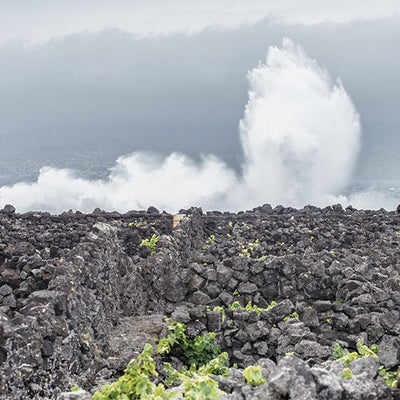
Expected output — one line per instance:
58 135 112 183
1 0 399 45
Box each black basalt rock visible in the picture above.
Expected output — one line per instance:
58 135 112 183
1 205 400 399
1 204 15 215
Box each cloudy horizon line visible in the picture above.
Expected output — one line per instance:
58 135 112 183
1 0 400 46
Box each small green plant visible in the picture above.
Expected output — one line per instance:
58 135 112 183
356 340 379 358
129 221 143 228
332 340 379 366
183 376 222 399
228 301 266 313
202 234 216 250
93 344 231 400
197 352 230 377
92 344 174 400
157 322 221 367
70 385 83 392
243 366 266 386
236 238 260 258
248 240 259 252
284 311 299 321
164 357 227 400
266 301 277 310
378 366 399 388
229 299 277 313
332 343 345 359
245 301 266 314
228 301 242 310
332 344 359 366
238 243 251 258
342 368 353 380
157 321 186 355
140 234 159 256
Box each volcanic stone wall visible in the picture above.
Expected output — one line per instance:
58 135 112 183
162 205 400 370
0 207 176 399
1 204 400 399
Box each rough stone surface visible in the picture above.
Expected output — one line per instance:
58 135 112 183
341 376 392 399
0 206 399 399
350 356 380 379
269 356 317 399
311 367 343 400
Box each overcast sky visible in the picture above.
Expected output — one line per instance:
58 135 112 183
0 1 399 183
1 0 399 44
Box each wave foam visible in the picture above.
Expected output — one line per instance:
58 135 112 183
1 39 367 213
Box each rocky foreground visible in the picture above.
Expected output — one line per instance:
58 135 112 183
1 203 400 399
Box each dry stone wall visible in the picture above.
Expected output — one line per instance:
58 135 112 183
164 206 400 369
1 204 400 399
0 207 175 399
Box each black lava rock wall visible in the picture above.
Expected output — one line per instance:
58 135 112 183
163 206 400 370
0 208 174 399
1 204 400 399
